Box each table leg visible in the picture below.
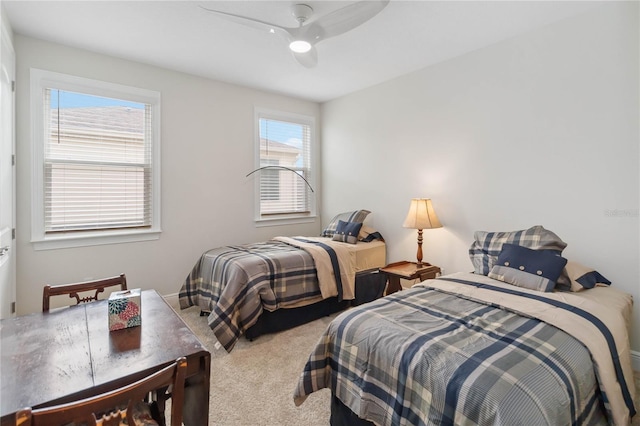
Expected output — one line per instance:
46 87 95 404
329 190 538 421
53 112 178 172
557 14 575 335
385 276 402 295
182 355 211 426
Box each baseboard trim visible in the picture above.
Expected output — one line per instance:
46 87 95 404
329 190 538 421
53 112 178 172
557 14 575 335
163 292 179 307
632 350 640 372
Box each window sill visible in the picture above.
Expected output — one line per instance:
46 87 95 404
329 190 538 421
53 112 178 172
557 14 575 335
255 215 317 228
32 228 162 251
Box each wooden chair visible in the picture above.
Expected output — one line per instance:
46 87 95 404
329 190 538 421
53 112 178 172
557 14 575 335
15 357 187 426
42 273 127 312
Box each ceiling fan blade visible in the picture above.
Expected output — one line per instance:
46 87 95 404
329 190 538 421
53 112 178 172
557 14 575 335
308 0 390 42
292 46 318 68
199 5 293 39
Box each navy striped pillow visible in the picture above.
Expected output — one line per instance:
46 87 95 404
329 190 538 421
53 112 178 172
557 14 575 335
331 220 362 244
488 244 567 292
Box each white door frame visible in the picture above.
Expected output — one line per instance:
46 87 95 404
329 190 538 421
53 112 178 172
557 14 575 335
0 13 16 319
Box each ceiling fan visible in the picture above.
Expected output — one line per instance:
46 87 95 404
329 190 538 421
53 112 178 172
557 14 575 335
200 1 390 68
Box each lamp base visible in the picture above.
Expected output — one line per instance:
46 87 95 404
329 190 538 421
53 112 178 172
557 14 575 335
415 229 424 266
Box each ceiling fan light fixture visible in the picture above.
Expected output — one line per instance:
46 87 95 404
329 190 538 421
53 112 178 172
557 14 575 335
201 0 390 67
289 40 312 53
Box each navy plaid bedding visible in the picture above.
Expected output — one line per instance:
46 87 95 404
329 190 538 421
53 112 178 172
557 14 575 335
294 282 611 425
179 240 331 352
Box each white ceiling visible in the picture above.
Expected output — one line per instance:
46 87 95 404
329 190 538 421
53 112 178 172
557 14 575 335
3 1 599 103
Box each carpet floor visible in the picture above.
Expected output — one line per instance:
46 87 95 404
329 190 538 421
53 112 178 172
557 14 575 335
171 300 640 425
170 301 332 425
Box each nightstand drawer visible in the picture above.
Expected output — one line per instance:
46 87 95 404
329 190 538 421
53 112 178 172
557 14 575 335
381 261 441 294
418 265 441 281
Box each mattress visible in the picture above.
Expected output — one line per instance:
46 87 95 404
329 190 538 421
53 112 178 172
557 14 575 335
266 237 386 309
297 237 386 272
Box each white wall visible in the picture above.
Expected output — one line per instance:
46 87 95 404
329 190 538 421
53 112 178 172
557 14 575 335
11 2 640 355
321 2 640 352
1 5 13 48
14 36 321 315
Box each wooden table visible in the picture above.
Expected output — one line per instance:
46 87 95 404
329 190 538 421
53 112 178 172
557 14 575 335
0 290 210 426
381 261 441 294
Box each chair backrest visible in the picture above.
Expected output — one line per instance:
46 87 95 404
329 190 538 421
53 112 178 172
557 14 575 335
15 357 187 426
42 273 127 312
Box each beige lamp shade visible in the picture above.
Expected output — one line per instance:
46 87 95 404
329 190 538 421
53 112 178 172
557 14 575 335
403 198 441 266
403 198 442 230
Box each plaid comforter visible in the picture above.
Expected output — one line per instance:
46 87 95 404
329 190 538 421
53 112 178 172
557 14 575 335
294 272 636 425
178 239 346 352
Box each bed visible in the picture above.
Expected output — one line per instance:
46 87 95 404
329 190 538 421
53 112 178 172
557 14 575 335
293 226 637 425
178 210 387 352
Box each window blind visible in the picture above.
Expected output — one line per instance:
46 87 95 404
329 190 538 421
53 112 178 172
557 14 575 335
258 117 311 216
43 89 153 233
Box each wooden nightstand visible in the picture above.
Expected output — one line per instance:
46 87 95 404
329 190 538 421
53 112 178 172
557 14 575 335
381 261 441 294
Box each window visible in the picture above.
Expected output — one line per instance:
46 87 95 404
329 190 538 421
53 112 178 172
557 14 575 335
254 108 316 224
260 159 280 201
31 69 161 249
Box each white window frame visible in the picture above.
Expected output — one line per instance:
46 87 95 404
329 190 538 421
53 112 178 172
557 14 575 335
253 107 317 226
30 69 161 250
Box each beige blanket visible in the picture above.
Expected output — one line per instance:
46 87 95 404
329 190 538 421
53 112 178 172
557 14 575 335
418 272 636 425
273 236 357 300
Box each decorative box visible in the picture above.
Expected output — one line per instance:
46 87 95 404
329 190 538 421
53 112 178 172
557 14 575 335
108 288 141 331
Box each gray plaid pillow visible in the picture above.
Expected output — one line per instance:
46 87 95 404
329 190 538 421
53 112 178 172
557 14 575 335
469 225 567 276
321 210 370 238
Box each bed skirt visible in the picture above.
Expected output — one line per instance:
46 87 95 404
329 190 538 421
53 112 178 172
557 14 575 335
245 268 386 341
330 393 374 426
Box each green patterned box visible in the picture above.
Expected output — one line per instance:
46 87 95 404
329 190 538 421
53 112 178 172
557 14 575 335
108 288 141 331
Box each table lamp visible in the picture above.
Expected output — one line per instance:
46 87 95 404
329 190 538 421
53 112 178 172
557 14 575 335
403 198 442 266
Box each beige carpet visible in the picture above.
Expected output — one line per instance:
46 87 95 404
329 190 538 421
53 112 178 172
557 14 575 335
171 301 640 425
170 302 332 425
